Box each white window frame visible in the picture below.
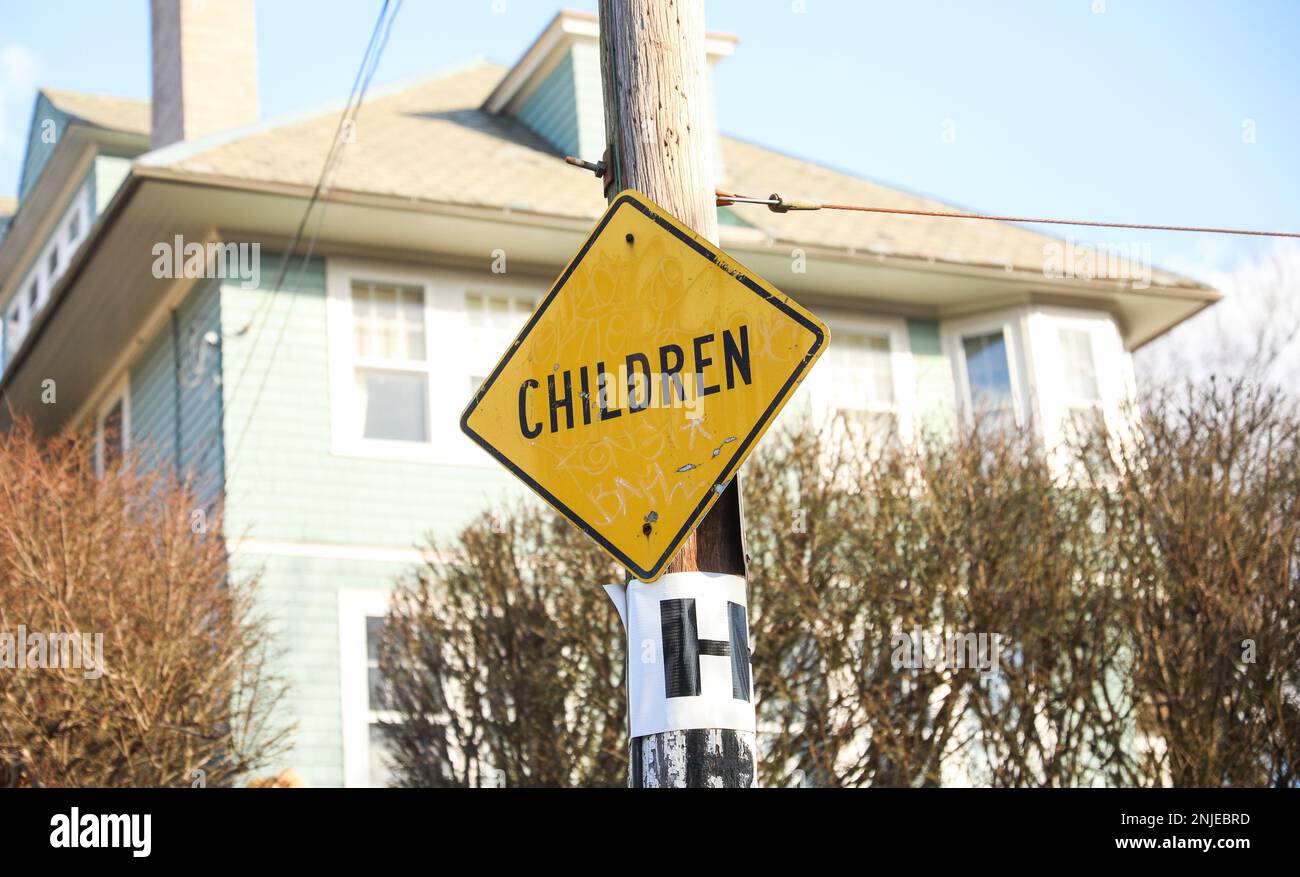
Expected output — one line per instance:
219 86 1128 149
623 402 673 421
942 309 1030 429
66 187 89 246
808 313 916 447
325 257 541 466
463 289 538 395
2 184 91 368
94 376 131 477
338 588 398 788
4 295 26 365
327 261 437 461
1055 323 1104 434
57 185 91 279
1025 306 1136 451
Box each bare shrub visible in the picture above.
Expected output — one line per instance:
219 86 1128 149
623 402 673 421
379 380 1299 787
1103 379 1300 786
0 420 289 787
378 505 626 787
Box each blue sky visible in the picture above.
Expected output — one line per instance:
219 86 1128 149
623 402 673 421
1 0 1296 281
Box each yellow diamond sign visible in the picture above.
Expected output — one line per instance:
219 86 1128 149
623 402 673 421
460 190 828 581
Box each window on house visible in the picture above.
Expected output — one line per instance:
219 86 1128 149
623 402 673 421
341 591 401 788
465 291 534 393
101 400 124 469
365 615 396 787
47 244 59 277
28 280 38 311
1058 327 1105 443
1059 328 1100 401
60 188 90 270
6 298 26 358
351 280 429 443
961 329 1015 427
95 386 130 477
828 331 898 445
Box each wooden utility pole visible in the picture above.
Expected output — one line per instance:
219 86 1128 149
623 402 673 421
599 0 756 788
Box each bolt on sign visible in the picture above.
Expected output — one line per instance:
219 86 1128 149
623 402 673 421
461 190 828 582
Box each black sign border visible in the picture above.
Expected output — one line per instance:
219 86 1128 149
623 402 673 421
460 192 826 581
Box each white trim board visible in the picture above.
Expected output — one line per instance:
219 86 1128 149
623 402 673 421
228 538 428 565
338 588 395 789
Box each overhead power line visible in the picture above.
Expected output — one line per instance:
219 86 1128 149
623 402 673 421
224 0 403 484
714 190 1300 239
225 0 399 412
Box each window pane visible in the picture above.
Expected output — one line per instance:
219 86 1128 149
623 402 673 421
401 288 425 359
465 292 486 327
7 306 22 353
465 293 537 391
352 280 424 361
102 400 125 470
962 331 1013 412
830 332 893 410
352 283 374 356
1059 328 1100 400
366 616 384 662
358 370 428 442
864 335 893 404
488 296 513 329
365 616 392 711
368 723 394 787
465 293 533 328
372 285 397 358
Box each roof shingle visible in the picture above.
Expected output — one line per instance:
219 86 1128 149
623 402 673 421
85 62 1205 289
42 88 151 136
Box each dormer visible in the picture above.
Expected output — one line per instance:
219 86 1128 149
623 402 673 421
483 9 736 177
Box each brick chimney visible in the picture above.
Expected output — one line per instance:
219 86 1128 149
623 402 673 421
150 0 260 149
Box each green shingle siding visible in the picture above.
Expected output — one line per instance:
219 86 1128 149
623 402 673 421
18 94 67 202
128 317 176 473
515 53 580 157
907 318 956 438
127 279 225 504
233 552 411 788
218 255 530 550
570 40 608 163
513 41 608 163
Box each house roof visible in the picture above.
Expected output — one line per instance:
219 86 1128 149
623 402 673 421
0 50 1228 438
127 60 1207 291
40 88 152 136
144 62 593 213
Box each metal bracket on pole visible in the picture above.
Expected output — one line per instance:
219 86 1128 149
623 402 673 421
564 150 615 199
564 155 606 178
